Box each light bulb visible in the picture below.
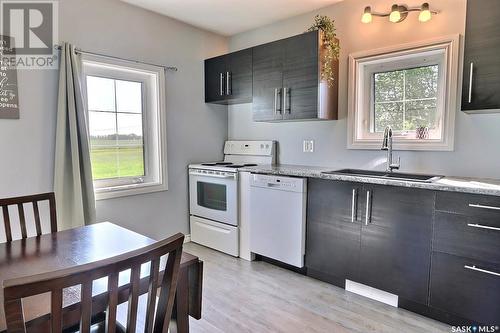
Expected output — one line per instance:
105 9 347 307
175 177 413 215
389 4 401 23
361 6 373 23
419 3 432 22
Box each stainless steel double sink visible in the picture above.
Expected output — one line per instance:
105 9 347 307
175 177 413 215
322 169 443 183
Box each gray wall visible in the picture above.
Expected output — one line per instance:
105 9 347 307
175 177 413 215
0 0 228 240
228 0 500 179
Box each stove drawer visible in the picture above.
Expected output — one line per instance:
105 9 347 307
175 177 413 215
190 216 239 257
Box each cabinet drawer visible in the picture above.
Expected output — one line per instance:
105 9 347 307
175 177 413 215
436 192 500 223
367 185 434 231
430 252 500 325
434 212 500 264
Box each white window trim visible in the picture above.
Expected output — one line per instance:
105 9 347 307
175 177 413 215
81 54 168 200
347 35 460 151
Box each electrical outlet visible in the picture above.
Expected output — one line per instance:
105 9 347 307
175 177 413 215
303 140 314 153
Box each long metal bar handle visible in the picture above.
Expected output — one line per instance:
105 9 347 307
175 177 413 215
468 62 474 103
464 265 500 277
467 223 500 232
274 88 282 115
351 188 358 223
365 190 371 226
283 88 291 114
274 88 278 115
469 203 500 211
220 73 225 96
226 71 232 96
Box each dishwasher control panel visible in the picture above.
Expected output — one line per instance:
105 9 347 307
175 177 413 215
250 174 306 193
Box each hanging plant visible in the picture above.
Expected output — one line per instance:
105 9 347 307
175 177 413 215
307 15 340 87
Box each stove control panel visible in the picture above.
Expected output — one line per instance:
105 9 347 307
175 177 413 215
189 168 237 179
224 140 275 156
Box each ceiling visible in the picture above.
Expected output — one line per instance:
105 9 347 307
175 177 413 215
120 0 343 36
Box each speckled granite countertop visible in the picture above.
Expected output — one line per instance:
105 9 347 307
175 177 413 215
239 164 500 197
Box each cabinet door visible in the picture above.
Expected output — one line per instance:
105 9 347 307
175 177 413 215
283 31 319 120
225 49 252 104
252 40 284 121
462 0 500 111
358 185 433 304
306 179 362 287
205 55 226 103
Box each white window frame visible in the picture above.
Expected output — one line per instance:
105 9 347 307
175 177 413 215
82 55 168 200
347 35 460 151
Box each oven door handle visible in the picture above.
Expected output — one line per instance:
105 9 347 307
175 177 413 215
189 171 236 179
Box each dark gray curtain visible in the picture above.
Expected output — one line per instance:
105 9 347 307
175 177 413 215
54 43 95 229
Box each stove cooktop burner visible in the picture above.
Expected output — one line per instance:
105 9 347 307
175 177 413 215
226 163 258 169
199 162 258 168
201 162 234 166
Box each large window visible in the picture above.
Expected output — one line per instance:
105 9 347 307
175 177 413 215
82 55 167 199
348 36 460 151
373 65 439 133
87 76 145 180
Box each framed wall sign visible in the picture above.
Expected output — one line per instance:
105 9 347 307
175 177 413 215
0 35 20 119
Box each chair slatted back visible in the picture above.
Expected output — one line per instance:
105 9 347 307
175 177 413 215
0 192 57 241
3 233 185 333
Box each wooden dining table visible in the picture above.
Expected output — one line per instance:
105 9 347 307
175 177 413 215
0 222 202 332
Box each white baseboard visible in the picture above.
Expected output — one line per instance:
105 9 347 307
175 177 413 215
345 280 398 307
184 234 191 243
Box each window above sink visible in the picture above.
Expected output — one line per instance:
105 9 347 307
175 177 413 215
347 36 460 151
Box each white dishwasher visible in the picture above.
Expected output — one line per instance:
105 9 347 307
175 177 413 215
250 174 307 268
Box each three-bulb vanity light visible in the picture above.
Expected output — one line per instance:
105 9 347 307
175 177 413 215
361 3 437 24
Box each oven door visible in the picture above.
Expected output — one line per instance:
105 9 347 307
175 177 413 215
189 169 238 226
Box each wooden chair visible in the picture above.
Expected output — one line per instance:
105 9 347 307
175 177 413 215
3 233 185 333
0 192 57 241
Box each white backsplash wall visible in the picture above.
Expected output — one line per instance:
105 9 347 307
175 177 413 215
228 0 500 179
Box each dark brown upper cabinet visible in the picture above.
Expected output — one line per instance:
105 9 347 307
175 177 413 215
204 49 252 105
253 30 338 122
461 0 500 113
204 31 339 121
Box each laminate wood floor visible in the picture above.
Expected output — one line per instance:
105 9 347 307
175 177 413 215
184 242 450 333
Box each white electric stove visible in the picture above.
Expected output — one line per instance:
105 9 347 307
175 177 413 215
188 140 276 257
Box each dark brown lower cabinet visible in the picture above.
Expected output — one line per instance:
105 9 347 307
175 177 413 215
431 191 500 325
358 185 434 304
306 180 362 287
430 252 500 325
306 179 500 325
306 180 433 304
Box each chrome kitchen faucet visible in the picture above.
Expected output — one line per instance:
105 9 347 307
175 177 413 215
381 126 401 173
